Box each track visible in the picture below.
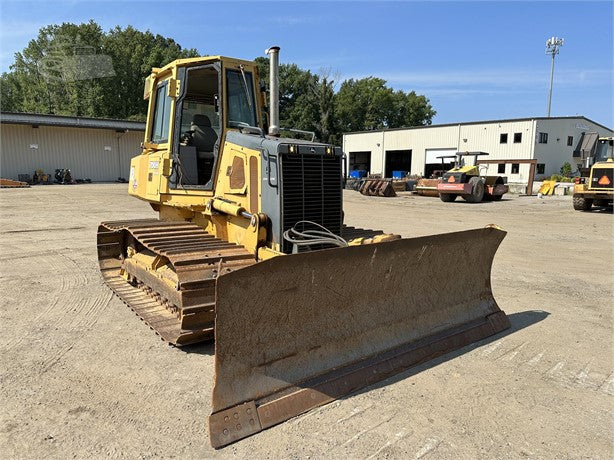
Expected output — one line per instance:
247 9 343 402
97 219 256 345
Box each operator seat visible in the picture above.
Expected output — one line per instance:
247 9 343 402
190 114 217 185
191 114 218 158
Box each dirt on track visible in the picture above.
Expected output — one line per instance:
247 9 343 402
1 184 612 459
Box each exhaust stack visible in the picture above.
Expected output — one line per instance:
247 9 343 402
266 46 280 136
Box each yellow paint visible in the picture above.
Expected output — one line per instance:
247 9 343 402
126 54 273 256
538 181 556 195
450 164 479 175
348 234 401 246
257 247 283 260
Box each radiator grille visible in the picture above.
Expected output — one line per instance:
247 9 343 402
280 152 343 253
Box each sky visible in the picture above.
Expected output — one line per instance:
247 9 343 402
0 0 612 127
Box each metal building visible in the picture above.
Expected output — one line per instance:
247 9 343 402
343 116 613 184
1 112 145 182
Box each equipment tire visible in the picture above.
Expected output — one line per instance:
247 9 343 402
463 177 485 203
491 194 502 201
439 193 457 202
573 195 593 211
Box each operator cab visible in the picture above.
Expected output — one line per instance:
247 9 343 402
146 58 260 190
594 138 614 163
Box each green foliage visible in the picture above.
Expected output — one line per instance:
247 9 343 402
254 58 435 143
560 162 573 177
546 174 575 182
255 57 338 143
0 21 197 118
2 21 436 143
101 26 198 119
336 77 435 132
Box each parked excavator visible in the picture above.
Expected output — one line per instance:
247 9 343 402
97 47 510 448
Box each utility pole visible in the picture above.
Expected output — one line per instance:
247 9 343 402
545 36 564 117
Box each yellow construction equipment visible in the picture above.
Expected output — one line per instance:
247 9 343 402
97 46 510 448
573 137 614 210
538 180 556 195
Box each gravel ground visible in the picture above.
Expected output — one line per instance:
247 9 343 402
1 184 612 459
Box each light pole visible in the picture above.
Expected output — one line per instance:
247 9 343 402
545 36 564 117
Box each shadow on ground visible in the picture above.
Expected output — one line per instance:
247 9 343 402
347 309 550 398
587 205 613 214
183 341 215 355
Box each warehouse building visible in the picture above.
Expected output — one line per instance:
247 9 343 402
343 116 613 184
1 112 145 182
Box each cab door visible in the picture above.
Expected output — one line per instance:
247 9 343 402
130 75 176 200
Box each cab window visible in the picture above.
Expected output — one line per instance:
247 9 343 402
226 69 256 127
150 83 172 143
595 139 613 162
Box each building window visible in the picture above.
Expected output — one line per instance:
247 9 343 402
500 133 508 144
498 163 505 174
567 136 573 146
513 132 522 143
511 163 520 174
537 163 545 174
538 132 548 144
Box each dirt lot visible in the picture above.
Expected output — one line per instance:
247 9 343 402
1 184 612 459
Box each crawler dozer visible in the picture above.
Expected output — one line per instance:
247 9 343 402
97 47 510 448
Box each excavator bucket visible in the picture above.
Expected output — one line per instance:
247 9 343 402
209 226 509 447
359 179 397 197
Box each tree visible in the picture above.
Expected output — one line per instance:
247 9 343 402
2 22 436 137
394 90 436 127
0 72 22 112
0 21 198 119
336 78 390 132
560 162 573 177
335 77 435 133
101 26 198 120
2 21 108 116
311 71 337 144
254 57 338 143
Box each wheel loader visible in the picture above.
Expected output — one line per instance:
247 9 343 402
437 152 508 202
572 137 613 211
97 46 510 448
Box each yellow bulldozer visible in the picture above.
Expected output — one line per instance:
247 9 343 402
97 47 510 448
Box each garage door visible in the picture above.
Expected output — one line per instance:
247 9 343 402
424 148 457 177
425 148 457 164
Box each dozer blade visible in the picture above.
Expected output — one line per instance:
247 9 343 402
209 226 509 448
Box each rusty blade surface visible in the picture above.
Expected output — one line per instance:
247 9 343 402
210 226 508 446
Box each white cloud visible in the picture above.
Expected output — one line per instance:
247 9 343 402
345 69 613 88
412 88 524 96
270 15 326 26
